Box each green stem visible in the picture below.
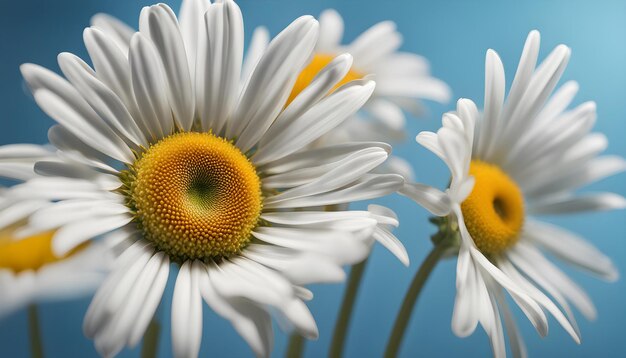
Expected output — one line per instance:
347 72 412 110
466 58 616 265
28 304 43 358
286 333 305 358
329 258 369 358
141 317 161 358
384 244 448 358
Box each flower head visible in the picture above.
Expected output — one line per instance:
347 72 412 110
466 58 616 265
404 30 626 357
9 1 407 356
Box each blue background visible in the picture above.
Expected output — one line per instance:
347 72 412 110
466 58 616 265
1 0 625 357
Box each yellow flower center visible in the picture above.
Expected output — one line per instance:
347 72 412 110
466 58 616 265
0 230 84 273
124 132 262 262
460 161 525 255
286 53 363 106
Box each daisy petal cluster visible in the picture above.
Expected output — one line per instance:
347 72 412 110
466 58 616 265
0 145 114 319
404 30 626 356
3 0 408 356
243 9 450 180
312 9 451 143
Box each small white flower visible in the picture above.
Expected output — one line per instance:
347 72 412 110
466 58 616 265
291 9 451 143
7 1 407 357
404 30 626 357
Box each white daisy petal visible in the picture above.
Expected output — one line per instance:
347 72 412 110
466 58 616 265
264 147 388 201
263 173 403 209
210 259 292 308
477 49 505 160
451 246 482 337
232 16 319 150
200 271 273 357
498 44 571 161
529 192 626 215
346 21 397 63
252 227 372 265
0 144 53 159
494 287 527 358
516 243 598 320
83 27 142 126
33 268 105 302
376 155 415 181
262 53 354 145
437 127 469 183
278 298 319 339
501 30 540 126
10 177 114 202
366 98 406 131
0 199 47 229
128 253 170 347
241 27 270 88
373 225 409 266
470 246 548 337
172 261 203 358
482 278 506 358
506 102 597 177
263 146 383 189
91 13 134 54
21 64 134 163
516 132 607 185
498 256 580 343
376 52 430 76
58 52 147 148
375 76 451 103
416 131 445 160
243 244 345 285
261 210 374 226
527 156 626 198
524 220 618 281
261 141 390 175
27 199 125 235
33 161 114 184
253 80 376 165
47 125 117 173
535 81 579 124
83 241 151 338
367 204 399 227
317 9 343 50
104 252 165 350
141 4 195 131
399 182 451 216
86 251 153 357
178 0 210 78
129 33 174 140
52 214 132 256
0 144 56 180
196 0 243 134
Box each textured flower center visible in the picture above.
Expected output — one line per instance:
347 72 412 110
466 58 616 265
287 53 363 106
461 160 524 255
125 132 263 262
0 230 83 273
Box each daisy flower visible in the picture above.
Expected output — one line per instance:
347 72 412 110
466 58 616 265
400 31 626 356
11 1 406 356
0 145 113 319
291 9 450 142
